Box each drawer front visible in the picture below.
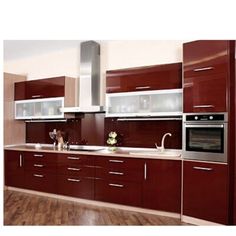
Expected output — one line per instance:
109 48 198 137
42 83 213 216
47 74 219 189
58 154 93 166
24 171 57 194
95 179 142 207
95 156 144 171
57 175 94 200
24 152 57 163
24 161 56 174
58 165 94 177
95 166 143 182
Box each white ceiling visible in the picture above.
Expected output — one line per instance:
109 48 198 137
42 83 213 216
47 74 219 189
4 40 82 61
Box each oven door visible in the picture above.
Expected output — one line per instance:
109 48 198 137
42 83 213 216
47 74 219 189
183 123 227 162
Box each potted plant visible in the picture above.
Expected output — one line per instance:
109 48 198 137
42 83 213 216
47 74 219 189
107 131 118 151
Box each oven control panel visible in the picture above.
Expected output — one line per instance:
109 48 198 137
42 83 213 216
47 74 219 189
186 114 225 121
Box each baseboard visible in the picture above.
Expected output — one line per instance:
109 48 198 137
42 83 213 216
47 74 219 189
5 186 180 219
181 215 224 226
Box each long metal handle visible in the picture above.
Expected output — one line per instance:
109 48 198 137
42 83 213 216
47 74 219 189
109 159 124 163
67 156 80 160
34 164 44 168
185 124 224 128
135 86 151 90
67 167 81 171
144 162 147 180
31 95 42 98
193 105 215 108
193 166 213 171
109 171 124 175
117 117 182 121
109 183 124 188
33 174 44 178
19 154 23 167
193 66 214 72
67 178 81 182
34 154 44 157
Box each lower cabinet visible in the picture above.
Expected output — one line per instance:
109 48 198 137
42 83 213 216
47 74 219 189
142 159 181 213
4 150 25 188
183 161 229 224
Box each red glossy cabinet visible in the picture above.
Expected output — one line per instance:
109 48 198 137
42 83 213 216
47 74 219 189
14 76 75 104
142 159 181 213
183 40 230 113
106 62 182 93
23 152 57 194
94 156 143 207
4 150 25 188
183 161 228 224
57 154 95 200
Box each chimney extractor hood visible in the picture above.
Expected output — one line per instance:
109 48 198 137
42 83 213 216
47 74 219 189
61 41 103 113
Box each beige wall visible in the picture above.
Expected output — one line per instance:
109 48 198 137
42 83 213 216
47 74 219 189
4 40 188 104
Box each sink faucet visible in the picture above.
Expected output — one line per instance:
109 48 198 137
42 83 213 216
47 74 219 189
155 133 172 152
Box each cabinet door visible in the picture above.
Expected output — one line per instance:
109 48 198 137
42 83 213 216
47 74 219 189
183 40 229 113
4 150 25 188
143 159 181 213
183 161 228 224
14 77 65 100
106 63 182 93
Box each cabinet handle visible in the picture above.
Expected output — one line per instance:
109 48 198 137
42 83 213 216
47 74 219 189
31 95 42 98
193 166 213 171
19 154 23 167
109 171 124 175
67 167 81 171
193 66 214 72
34 154 44 157
193 105 215 108
135 86 151 90
144 162 147 180
67 156 80 160
109 159 124 163
67 178 81 182
109 183 124 188
34 164 44 168
33 174 44 178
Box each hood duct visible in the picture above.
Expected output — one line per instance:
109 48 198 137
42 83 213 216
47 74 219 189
62 41 103 113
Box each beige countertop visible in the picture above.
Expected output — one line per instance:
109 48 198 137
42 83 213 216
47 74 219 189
4 144 182 161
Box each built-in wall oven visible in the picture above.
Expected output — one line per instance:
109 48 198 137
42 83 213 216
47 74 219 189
182 113 228 163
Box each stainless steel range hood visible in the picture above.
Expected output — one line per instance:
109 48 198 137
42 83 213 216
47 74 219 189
62 41 103 113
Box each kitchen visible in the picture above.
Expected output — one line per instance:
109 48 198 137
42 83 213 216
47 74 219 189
3 40 236 227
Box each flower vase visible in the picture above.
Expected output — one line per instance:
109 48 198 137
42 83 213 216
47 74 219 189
108 146 117 152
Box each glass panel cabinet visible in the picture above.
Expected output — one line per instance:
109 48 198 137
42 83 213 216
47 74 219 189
15 97 64 119
105 89 182 117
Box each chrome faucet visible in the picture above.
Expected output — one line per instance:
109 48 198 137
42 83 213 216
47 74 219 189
155 133 172 152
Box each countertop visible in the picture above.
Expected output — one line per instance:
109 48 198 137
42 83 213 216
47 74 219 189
4 144 182 161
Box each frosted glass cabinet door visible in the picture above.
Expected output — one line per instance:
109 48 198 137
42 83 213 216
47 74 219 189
15 97 64 119
106 89 182 117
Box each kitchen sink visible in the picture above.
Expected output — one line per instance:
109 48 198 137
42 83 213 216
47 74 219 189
69 145 105 152
129 151 181 157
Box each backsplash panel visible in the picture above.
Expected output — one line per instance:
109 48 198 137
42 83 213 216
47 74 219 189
104 118 182 149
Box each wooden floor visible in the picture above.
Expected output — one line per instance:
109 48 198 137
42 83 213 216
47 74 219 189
4 190 188 225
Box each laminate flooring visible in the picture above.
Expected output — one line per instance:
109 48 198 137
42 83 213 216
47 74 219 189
4 190 189 226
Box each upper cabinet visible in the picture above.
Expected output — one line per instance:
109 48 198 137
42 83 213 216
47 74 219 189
14 76 75 120
183 40 231 113
106 62 182 93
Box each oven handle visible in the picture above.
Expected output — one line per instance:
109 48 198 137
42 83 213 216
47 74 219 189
185 124 224 128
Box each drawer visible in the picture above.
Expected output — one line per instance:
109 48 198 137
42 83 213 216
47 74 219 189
57 165 94 177
24 171 57 194
95 178 142 207
58 154 94 166
57 175 94 200
24 160 56 174
95 166 143 182
94 156 144 171
24 152 57 163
